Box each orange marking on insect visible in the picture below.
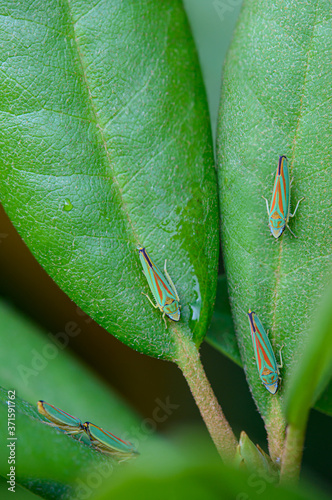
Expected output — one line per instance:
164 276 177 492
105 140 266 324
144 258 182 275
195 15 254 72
153 270 172 296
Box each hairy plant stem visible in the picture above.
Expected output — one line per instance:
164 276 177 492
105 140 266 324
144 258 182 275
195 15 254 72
174 332 237 462
265 398 286 462
280 424 305 483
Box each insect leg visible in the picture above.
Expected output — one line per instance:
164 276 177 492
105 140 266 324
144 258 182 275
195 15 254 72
286 223 297 238
141 292 158 309
164 260 180 302
162 312 168 329
262 196 270 216
289 197 304 218
277 345 284 370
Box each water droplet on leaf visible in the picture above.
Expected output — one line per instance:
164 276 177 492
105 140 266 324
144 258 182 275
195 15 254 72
63 198 73 212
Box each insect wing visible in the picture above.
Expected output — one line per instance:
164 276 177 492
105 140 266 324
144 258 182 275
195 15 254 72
248 312 279 394
271 156 290 220
252 315 277 373
268 156 290 237
138 247 177 308
84 422 138 458
37 400 83 433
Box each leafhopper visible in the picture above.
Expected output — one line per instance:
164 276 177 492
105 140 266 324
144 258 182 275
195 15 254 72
83 422 138 461
263 155 304 238
37 400 84 435
247 310 282 394
137 246 180 328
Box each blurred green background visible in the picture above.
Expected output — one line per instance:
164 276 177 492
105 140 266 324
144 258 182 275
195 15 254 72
0 0 331 495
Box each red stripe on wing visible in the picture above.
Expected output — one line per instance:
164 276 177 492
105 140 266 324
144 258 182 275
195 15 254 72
101 428 131 446
256 335 274 370
152 268 172 298
254 335 263 371
271 179 278 210
277 181 284 214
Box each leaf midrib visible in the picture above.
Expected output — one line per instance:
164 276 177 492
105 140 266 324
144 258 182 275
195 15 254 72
65 0 139 245
271 0 319 342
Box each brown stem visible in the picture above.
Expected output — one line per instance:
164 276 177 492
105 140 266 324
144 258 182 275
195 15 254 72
265 398 286 462
174 332 237 462
280 424 305 483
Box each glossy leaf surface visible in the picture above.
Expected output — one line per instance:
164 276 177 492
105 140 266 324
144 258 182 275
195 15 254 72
217 0 332 418
0 0 218 360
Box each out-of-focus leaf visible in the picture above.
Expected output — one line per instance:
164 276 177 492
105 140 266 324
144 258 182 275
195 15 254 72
90 439 329 500
0 476 40 499
0 0 218 360
206 276 241 366
285 280 332 430
0 300 139 434
183 0 243 142
0 388 115 500
0 299 146 498
217 0 332 422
